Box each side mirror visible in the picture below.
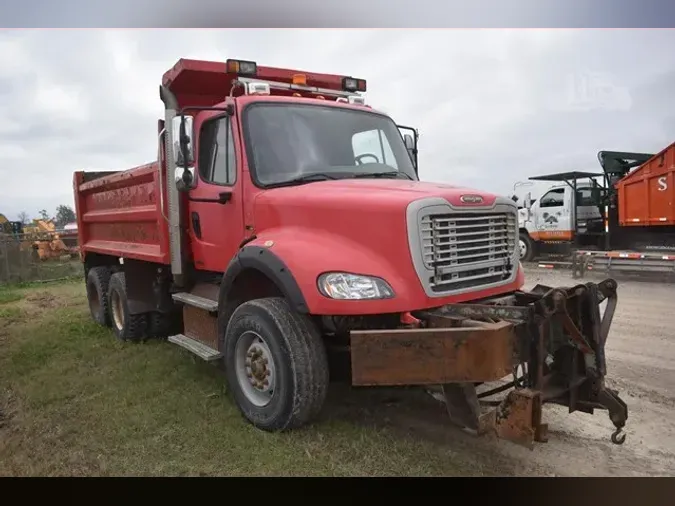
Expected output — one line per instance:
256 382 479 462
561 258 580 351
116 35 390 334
403 133 414 151
172 115 195 191
175 166 196 192
524 192 533 210
403 133 417 172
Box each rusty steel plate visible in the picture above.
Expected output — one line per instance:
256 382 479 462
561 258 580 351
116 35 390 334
350 320 516 386
183 305 218 350
487 388 548 449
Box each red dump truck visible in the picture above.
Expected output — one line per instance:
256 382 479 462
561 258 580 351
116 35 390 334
73 58 628 448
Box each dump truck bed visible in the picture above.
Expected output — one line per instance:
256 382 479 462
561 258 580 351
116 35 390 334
616 141 675 227
73 161 171 264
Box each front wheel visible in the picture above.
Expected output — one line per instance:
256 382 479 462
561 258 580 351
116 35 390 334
224 297 329 432
519 231 536 263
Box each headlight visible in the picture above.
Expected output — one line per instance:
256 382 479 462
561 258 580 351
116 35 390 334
317 272 395 300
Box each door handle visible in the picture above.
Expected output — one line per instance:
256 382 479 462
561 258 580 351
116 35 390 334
191 212 202 239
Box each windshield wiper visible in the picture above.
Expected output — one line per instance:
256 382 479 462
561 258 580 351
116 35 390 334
274 172 341 187
353 171 413 180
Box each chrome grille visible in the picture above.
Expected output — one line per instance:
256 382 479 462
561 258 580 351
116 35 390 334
420 212 517 292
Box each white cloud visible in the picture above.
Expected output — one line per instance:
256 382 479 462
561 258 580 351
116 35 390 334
1 28 674 220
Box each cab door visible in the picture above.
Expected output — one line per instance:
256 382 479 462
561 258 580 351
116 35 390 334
534 187 572 241
187 112 245 273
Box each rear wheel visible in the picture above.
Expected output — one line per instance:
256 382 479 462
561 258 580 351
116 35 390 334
224 297 329 431
519 231 536 263
86 267 111 327
107 272 147 342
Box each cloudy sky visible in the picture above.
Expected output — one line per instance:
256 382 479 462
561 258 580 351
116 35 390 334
1 28 674 221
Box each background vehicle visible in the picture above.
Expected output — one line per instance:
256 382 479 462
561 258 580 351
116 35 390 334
72 57 629 448
516 142 675 278
517 175 606 262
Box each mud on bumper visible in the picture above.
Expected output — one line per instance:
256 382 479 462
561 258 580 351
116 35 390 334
348 279 628 449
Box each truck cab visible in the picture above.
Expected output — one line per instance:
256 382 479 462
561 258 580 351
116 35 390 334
517 173 606 261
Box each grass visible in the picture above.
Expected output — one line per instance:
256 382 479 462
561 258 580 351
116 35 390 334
0 279 490 477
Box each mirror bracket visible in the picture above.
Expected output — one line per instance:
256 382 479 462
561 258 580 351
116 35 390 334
172 114 196 191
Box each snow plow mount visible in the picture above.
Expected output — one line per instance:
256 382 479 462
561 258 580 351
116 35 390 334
349 278 628 449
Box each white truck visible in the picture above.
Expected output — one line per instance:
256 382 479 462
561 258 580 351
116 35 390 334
516 172 606 262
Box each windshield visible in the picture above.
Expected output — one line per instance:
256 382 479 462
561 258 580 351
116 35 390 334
242 103 418 186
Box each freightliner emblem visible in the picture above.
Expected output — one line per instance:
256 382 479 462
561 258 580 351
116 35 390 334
460 194 484 204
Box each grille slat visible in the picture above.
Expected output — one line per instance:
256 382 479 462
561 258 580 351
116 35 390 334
420 211 517 293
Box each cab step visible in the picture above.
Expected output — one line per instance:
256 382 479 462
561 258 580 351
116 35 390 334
172 292 218 312
168 333 222 361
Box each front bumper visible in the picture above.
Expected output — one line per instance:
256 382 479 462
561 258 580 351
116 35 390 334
348 278 628 449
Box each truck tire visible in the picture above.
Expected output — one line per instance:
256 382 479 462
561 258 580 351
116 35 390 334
148 311 180 339
107 272 147 342
223 297 329 432
86 267 112 327
519 231 536 263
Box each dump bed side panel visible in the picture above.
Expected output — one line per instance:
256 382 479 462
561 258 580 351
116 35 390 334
73 162 170 264
617 142 675 226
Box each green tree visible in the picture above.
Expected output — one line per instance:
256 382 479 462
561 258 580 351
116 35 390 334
54 205 76 228
38 209 50 221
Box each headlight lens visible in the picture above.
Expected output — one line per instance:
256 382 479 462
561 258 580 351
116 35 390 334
317 272 395 300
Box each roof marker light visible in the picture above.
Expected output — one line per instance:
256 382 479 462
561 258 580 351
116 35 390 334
247 82 270 95
348 96 365 105
342 77 367 92
292 74 307 85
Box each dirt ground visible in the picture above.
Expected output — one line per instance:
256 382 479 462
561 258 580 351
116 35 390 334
331 266 675 476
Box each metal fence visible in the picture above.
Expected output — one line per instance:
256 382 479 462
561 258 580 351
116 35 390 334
0 233 83 285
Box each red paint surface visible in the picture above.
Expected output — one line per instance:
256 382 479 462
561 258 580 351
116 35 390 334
74 120 171 265
242 178 522 315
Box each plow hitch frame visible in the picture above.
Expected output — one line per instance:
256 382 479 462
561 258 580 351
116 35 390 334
349 278 628 449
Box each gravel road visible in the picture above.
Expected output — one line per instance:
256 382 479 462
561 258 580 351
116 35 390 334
509 267 675 476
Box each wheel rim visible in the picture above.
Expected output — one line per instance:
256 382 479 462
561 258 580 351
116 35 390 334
111 290 125 330
234 331 277 407
519 239 528 259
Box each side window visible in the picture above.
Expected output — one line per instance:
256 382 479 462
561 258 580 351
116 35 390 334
539 188 565 208
352 129 398 168
577 187 605 206
576 188 594 206
198 117 236 185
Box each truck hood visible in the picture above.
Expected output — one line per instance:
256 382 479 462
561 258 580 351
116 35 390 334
252 178 515 270
254 178 505 215
250 178 521 310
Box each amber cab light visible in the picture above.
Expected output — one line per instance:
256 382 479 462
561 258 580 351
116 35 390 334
226 59 257 76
